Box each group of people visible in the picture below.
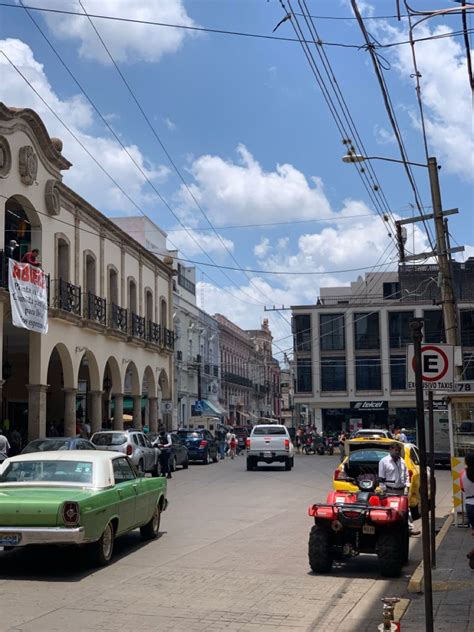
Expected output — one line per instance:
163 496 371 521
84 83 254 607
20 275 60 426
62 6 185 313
215 428 238 460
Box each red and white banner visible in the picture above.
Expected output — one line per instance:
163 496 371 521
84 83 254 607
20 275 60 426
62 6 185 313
9 259 48 334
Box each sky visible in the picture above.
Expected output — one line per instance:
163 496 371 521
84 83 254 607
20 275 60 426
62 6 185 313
0 0 472 361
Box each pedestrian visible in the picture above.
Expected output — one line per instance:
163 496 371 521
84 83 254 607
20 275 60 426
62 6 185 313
157 425 173 479
47 422 59 437
0 428 11 455
378 443 420 535
21 248 42 267
216 427 226 460
225 429 233 457
338 431 346 462
461 453 474 568
399 428 408 442
296 426 304 454
9 427 22 456
229 433 237 460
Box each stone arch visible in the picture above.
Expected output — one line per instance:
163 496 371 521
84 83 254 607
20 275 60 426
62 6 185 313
158 368 171 400
76 349 101 392
124 361 140 396
46 343 75 436
143 365 156 398
103 355 121 395
50 342 75 388
142 365 157 431
4 194 42 254
103 355 123 431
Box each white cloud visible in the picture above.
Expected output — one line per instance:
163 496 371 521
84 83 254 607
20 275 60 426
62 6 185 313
374 124 395 145
0 38 169 213
379 22 473 180
33 0 197 64
164 117 176 131
178 144 334 224
167 228 234 257
254 237 271 258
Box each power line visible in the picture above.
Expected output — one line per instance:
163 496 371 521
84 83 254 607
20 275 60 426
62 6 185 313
0 2 470 49
75 0 293 330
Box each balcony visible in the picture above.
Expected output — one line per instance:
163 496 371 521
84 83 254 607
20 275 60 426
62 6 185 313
162 327 175 351
147 320 161 345
84 291 106 325
223 372 253 388
131 312 146 339
109 303 128 333
177 273 196 295
54 278 81 315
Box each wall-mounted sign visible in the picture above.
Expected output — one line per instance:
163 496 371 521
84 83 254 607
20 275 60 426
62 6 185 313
407 344 454 391
9 260 48 334
161 400 173 413
351 401 387 411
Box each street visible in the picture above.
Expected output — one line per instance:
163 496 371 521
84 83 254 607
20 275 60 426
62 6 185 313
0 454 452 632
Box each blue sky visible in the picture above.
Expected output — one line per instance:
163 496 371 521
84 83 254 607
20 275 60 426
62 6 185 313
1 0 472 355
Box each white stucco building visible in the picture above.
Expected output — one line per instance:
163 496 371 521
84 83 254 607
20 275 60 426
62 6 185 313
0 104 175 441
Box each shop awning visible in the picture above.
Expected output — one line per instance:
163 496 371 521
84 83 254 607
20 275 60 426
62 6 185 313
201 399 227 416
109 396 147 413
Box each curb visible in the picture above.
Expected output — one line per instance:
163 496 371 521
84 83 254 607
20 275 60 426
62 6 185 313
407 512 454 594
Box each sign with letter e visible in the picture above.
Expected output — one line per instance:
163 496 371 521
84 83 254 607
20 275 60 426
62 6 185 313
407 344 454 391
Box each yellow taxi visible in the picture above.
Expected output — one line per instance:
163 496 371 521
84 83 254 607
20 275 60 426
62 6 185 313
333 437 424 519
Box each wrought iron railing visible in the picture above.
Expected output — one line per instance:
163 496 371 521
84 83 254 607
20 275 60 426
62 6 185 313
162 327 175 351
84 291 106 325
55 278 81 315
109 303 128 333
147 320 161 344
131 312 146 339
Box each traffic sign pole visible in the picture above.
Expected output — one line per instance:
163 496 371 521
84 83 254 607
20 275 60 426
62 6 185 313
410 319 434 632
427 390 437 569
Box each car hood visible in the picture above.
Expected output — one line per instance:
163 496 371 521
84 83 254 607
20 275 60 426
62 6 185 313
0 486 95 527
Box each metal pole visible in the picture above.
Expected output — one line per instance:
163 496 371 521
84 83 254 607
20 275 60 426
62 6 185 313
427 390 437 568
410 319 434 632
428 157 458 348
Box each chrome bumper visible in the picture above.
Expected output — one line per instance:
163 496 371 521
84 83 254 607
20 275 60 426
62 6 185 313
0 526 86 547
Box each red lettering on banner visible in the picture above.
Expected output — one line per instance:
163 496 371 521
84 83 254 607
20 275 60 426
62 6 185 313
21 266 30 282
12 263 22 280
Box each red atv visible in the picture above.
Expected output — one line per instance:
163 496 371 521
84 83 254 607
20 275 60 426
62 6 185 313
307 475 409 577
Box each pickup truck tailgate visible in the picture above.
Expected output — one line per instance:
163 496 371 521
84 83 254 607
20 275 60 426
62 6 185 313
249 435 287 452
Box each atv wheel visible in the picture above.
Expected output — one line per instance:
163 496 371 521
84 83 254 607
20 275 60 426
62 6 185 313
377 530 403 577
308 525 333 573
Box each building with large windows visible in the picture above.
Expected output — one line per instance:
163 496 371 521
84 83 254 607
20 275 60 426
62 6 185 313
292 264 474 433
0 104 175 441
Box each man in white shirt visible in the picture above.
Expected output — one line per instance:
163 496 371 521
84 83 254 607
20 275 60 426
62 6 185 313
378 443 420 535
0 430 10 455
399 428 408 442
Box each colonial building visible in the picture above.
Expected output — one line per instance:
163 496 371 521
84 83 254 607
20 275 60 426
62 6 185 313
110 215 222 426
246 320 281 421
292 264 474 434
0 104 175 441
280 363 295 427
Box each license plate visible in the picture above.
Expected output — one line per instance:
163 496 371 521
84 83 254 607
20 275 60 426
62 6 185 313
264 451 272 458
0 533 21 546
362 525 375 535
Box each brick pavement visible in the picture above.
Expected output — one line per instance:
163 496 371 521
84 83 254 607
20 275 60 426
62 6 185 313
400 522 474 631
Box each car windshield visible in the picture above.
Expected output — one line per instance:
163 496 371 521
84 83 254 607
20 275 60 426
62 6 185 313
92 433 127 446
348 449 389 463
22 439 70 453
0 460 93 484
233 428 250 436
252 426 286 436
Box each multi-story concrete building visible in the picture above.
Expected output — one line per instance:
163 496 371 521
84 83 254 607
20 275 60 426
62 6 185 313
0 104 175 441
280 363 295 427
110 215 222 426
292 264 474 433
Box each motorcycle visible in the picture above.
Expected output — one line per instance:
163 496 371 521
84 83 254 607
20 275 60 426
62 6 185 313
307 474 409 577
302 436 316 455
316 436 335 455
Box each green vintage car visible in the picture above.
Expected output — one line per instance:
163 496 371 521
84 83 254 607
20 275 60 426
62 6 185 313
0 450 168 565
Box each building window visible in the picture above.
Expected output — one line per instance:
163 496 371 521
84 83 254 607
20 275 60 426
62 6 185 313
460 310 474 347
321 358 346 392
294 314 311 352
423 309 445 343
57 236 70 282
383 282 401 299
356 356 381 390
84 253 96 295
128 278 137 313
108 267 118 305
320 314 345 351
145 289 153 322
389 311 414 348
463 353 474 380
160 298 168 329
296 358 312 393
390 355 406 390
354 313 380 350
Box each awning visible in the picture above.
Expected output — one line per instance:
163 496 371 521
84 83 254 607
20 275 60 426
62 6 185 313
110 396 147 413
201 399 227 416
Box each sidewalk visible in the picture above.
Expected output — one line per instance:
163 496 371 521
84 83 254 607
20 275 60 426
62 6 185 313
400 519 474 631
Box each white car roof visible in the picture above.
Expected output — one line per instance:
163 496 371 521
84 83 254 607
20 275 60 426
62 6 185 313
0 450 125 488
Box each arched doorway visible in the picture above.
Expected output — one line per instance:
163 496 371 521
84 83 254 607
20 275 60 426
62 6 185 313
158 369 171 430
124 361 141 429
142 366 157 432
4 195 41 261
46 344 74 437
76 350 101 435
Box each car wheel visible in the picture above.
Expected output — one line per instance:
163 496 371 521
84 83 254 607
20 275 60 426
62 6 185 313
90 522 115 566
170 456 177 473
203 451 210 465
212 451 219 463
140 504 161 540
183 457 189 469
308 525 333 573
290 457 294 467
285 458 292 471
247 457 256 471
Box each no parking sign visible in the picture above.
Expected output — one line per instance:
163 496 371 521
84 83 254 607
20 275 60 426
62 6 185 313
407 344 454 391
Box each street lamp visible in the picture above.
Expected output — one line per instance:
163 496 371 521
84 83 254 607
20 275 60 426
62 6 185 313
341 152 428 169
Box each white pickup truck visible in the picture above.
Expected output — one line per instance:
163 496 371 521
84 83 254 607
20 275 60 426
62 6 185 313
246 424 294 471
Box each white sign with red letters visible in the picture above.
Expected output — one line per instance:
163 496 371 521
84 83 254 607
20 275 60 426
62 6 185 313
9 259 49 334
407 344 454 391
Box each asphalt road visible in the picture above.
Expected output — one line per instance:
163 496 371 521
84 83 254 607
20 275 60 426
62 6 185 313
0 454 452 632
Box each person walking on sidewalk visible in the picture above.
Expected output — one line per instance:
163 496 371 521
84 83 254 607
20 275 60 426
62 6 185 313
461 453 474 568
378 443 420 536
228 433 237 460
